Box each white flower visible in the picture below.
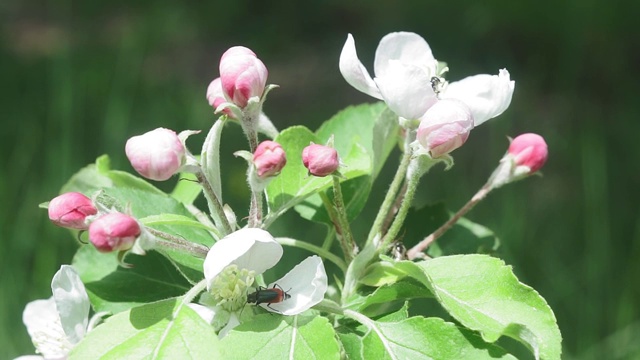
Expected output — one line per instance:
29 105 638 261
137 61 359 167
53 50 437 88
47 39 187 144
440 68 515 126
195 228 328 337
339 32 438 120
17 265 90 360
339 32 515 126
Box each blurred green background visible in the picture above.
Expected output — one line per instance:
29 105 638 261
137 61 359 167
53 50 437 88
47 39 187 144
2 0 638 358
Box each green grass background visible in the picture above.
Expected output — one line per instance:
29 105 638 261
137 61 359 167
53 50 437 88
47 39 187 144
1 0 638 358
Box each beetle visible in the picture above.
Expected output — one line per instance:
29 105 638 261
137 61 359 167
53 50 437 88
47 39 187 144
246 284 291 313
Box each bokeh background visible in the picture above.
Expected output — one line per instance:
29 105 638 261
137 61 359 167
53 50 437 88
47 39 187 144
2 0 638 358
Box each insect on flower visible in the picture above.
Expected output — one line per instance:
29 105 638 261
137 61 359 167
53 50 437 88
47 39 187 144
247 284 291 313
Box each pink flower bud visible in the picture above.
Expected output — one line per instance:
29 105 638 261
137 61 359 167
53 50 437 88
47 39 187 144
48 192 97 230
253 140 286 178
219 46 268 108
206 78 235 118
417 99 474 158
302 144 339 177
125 128 185 181
508 133 548 173
89 213 140 253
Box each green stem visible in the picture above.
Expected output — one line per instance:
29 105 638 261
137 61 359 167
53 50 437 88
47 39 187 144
366 134 413 245
146 227 210 258
320 191 352 261
195 169 232 236
313 299 344 315
321 227 335 251
181 279 208 306
332 176 357 259
276 237 347 273
248 190 263 228
380 158 432 249
406 183 492 259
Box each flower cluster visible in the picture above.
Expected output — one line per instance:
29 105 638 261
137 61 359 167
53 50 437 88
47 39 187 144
24 30 553 358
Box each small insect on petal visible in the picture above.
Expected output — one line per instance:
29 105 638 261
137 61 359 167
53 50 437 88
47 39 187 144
246 284 291 313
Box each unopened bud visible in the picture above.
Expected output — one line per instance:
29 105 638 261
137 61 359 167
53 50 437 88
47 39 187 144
125 128 185 181
219 46 268 108
89 213 140 253
48 192 97 230
302 144 339 177
206 78 235 118
417 99 474 158
508 133 548 173
253 141 286 178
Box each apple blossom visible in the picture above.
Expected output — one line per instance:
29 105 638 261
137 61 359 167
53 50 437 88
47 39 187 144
253 140 286 178
219 46 268 108
416 99 474 157
488 133 549 189
88 212 141 253
302 144 339 177
47 192 97 230
197 228 327 337
206 78 235 118
339 32 438 120
125 127 186 181
17 266 90 360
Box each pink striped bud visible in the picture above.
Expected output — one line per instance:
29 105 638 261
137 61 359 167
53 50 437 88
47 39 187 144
253 141 286 178
417 99 474 158
219 46 268 108
48 192 97 230
89 213 140 253
302 144 339 177
508 133 548 173
125 128 185 181
206 78 235 118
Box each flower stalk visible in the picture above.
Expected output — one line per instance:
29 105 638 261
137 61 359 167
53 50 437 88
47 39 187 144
146 227 210 258
194 168 233 235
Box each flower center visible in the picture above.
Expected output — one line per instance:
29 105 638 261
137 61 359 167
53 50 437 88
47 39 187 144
209 264 255 312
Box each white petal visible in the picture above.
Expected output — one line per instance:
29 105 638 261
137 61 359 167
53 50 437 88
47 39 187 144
13 356 45 360
187 303 216 325
339 34 382 99
51 265 90 345
442 68 515 126
374 32 437 78
218 312 241 339
203 228 283 290
264 256 327 315
374 61 438 120
22 298 72 359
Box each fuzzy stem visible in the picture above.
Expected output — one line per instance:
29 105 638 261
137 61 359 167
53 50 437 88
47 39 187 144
181 278 208 306
320 191 352 262
381 181 409 237
406 183 492 259
332 176 357 261
313 299 344 315
194 169 232 235
366 134 413 245
248 190 263 228
146 227 209 258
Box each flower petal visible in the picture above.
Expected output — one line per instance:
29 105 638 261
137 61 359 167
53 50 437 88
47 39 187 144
441 68 515 126
264 256 327 315
203 228 283 290
23 298 72 359
374 61 437 120
187 303 216 325
339 34 382 99
51 265 90 345
374 32 437 78
13 356 45 360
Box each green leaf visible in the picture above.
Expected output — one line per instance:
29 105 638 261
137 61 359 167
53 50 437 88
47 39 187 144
404 203 500 257
139 214 218 236
351 279 433 317
99 187 214 273
221 313 340 360
294 103 400 224
170 172 202 205
69 298 221 359
398 255 562 360
338 315 516 360
359 259 410 287
264 126 368 225
72 245 196 314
